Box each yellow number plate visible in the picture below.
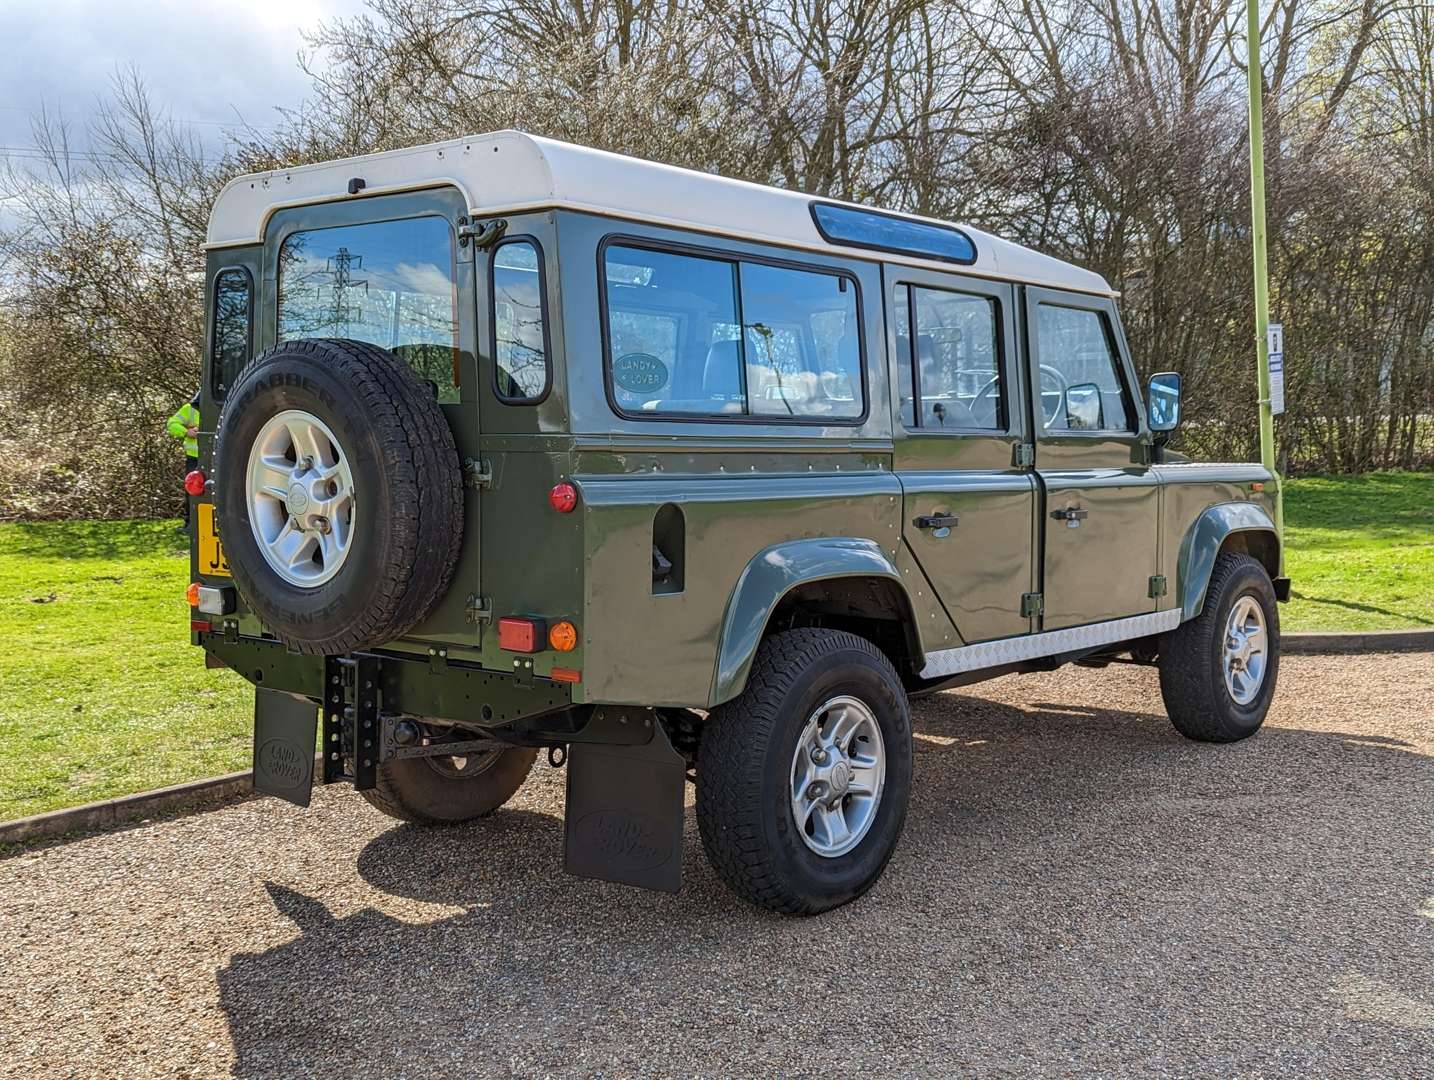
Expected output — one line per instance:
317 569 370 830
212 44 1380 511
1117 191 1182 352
197 503 231 578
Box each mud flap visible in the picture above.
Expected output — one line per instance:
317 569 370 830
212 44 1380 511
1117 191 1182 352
253 689 317 807
563 723 686 893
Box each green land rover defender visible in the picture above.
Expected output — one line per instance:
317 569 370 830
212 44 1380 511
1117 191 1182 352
188 132 1288 914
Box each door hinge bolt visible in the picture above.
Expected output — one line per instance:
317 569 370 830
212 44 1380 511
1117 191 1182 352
465 595 492 624
463 458 493 490
1020 592 1044 618
1013 443 1035 468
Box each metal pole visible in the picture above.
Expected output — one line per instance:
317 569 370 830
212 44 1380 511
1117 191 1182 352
1246 0 1284 563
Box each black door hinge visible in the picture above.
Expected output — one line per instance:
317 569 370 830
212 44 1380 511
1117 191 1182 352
1013 443 1035 468
463 457 493 490
1148 574 1168 598
457 217 507 249
465 594 492 624
1020 592 1044 617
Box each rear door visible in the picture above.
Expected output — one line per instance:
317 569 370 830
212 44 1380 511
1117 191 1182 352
264 187 483 646
891 267 1036 644
1024 287 1158 629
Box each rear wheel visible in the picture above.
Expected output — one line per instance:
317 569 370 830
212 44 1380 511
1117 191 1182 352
361 744 539 825
1158 552 1280 743
696 629 912 915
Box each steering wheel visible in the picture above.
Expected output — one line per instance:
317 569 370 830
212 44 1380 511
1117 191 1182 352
972 364 1069 427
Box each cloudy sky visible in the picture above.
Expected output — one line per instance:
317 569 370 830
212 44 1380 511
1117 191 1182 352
0 0 366 155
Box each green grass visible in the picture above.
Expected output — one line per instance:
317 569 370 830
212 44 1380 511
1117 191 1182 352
0 475 1429 820
1282 472 1434 632
0 521 252 821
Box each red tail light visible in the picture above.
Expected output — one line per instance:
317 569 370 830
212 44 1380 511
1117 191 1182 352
497 616 544 653
549 482 578 513
184 469 207 496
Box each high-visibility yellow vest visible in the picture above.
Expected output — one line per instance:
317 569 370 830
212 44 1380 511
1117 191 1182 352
167 402 200 458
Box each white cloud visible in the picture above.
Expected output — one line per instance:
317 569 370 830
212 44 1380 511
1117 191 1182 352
0 0 367 150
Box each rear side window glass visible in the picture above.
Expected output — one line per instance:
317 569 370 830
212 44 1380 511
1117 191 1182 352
811 203 976 265
491 239 550 402
277 216 459 403
1035 304 1133 432
895 286 1003 431
602 243 864 421
211 267 252 398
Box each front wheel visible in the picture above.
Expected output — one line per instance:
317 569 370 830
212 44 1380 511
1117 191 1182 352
1158 552 1281 743
696 629 913 915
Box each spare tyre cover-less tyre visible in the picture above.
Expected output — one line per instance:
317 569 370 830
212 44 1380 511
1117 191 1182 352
214 338 463 655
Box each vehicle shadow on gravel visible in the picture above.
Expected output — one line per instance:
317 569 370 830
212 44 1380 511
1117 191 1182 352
216 692 1434 1076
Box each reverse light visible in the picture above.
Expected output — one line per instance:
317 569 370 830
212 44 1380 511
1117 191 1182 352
549 482 578 513
186 582 201 607
497 616 545 653
183 469 207 496
548 620 578 652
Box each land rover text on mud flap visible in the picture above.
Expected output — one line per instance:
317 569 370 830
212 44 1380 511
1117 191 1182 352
188 132 1289 914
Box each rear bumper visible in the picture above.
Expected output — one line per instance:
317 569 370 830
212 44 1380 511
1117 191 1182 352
200 633 572 728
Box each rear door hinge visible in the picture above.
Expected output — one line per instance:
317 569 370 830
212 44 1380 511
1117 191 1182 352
463 457 493 490
457 217 507 250
465 594 492 624
1020 592 1044 618
1148 574 1168 598
1013 443 1035 468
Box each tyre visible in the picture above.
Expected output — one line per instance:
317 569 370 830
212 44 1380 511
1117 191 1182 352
696 629 913 915
361 745 539 825
1158 552 1280 743
213 338 463 655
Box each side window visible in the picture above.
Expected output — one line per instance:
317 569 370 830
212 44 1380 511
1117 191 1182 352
895 285 1003 430
1035 304 1133 432
602 242 864 420
211 268 252 398
277 215 459 403
491 239 550 402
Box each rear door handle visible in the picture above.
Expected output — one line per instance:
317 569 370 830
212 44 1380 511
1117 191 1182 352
1050 507 1089 521
913 513 959 530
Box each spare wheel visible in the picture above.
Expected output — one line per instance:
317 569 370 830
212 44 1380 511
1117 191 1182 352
213 338 463 655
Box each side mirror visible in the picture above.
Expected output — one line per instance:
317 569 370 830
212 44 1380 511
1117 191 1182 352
1064 383 1103 430
1147 371 1182 433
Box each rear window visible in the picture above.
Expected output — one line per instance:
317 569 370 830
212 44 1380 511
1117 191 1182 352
491 238 551 402
811 203 976 265
277 215 460 402
602 243 864 421
211 267 252 398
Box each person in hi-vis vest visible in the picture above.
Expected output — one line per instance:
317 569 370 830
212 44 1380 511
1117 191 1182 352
167 392 200 527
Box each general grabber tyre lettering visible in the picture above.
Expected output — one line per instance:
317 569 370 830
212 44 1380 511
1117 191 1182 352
696 629 913 915
1158 552 1281 743
213 339 463 655
360 746 539 825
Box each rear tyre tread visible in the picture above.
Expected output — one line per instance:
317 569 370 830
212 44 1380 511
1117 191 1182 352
696 628 910 915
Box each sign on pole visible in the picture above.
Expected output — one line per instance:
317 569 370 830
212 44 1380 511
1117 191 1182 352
1267 322 1284 416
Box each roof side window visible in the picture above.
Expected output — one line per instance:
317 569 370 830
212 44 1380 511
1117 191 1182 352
491 238 551 403
277 215 459 402
811 203 976 265
211 267 252 399
603 243 864 422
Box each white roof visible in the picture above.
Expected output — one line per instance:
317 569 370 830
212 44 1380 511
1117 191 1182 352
205 131 1114 296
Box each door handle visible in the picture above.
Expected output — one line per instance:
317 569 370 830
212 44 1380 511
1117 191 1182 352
913 513 959 530
1050 507 1089 521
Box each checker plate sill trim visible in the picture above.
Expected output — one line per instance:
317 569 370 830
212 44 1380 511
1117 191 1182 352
920 609 1181 678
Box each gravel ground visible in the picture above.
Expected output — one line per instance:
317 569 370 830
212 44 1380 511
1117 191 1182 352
3 653 1433 1079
